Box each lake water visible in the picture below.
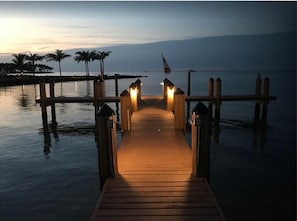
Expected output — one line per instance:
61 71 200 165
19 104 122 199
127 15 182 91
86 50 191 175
0 70 295 221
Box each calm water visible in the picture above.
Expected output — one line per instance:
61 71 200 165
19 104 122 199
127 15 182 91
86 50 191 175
0 71 295 221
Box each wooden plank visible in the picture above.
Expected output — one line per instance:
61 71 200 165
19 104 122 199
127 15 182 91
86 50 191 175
96 208 220 216
92 96 225 221
94 215 223 221
100 195 215 204
98 201 217 209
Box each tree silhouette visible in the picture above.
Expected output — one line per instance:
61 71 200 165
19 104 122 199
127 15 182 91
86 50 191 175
12 53 28 74
92 51 111 79
74 50 96 76
46 49 71 77
25 52 44 76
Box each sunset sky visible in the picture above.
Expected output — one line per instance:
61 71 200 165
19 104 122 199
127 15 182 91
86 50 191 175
0 1 295 57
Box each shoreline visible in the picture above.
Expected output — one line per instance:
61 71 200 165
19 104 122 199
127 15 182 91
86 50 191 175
0 74 147 87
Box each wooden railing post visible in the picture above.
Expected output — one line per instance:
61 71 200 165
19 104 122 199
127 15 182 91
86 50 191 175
129 83 138 112
174 88 185 130
167 82 175 111
96 104 118 190
135 79 142 102
254 74 262 121
120 89 132 131
191 102 211 181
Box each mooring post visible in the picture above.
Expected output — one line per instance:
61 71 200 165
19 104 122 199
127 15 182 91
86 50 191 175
40 82 48 127
114 74 119 97
208 78 214 121
96 104 118 190
254 74 262 121
129 83 138 112
191 102 211 181
120 89 132 131
262 77 270 122
49 81 57 125
174 88 185 131
135 79 142 102
214 78 221 127
40 82 50 145
167 82 175 111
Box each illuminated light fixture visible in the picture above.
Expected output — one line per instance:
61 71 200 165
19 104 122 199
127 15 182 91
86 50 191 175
129 83 138 112
167 85 175 111
130 87 137 98
167 85 175 98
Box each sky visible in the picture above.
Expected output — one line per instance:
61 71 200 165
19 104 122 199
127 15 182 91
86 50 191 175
0 1 295 58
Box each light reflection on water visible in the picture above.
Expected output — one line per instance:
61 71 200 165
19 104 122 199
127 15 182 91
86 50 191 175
0 71 295 221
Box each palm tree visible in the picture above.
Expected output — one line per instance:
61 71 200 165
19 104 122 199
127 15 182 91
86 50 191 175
92 51 111 79
12 53 27 74
74 50 96 76
25 52 44 76
46 49 71 77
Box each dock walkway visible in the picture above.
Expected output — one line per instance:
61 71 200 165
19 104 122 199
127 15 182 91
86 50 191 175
92 96 225 221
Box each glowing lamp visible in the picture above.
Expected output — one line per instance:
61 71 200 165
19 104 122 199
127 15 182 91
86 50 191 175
129 83 138 112
166 85 175 111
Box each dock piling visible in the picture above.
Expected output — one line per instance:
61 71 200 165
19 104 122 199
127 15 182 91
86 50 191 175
129 83 138 112
96 104 118 190
120 90 132 131
191 102 211 181
49 81 57 125
166 82 175 111
135 79 142 102
208 78 214 121
173 88 185 130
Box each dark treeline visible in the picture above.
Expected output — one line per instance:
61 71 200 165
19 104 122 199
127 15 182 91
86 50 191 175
0 62 53 75
1 49 112 78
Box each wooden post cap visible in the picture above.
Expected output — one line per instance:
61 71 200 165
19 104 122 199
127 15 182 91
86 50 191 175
129 82 136 89
174 88 184 95
97 104 115 117
120 89 130 97
192 102 208 115
135 79 141 84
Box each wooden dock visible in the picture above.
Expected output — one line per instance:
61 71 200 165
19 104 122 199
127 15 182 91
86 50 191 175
92 96 225 221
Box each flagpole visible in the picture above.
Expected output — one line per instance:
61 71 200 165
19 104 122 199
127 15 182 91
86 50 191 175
186 69 196 126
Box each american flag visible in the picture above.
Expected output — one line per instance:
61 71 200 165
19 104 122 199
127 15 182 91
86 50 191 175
162 54 171 74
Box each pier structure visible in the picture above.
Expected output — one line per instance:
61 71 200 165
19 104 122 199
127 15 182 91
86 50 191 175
36 75 276 221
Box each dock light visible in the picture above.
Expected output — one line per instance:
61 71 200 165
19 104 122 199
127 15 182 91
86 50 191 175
167 85 175 98
129 83 138 112
130 86 137 98
166 85 175 111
